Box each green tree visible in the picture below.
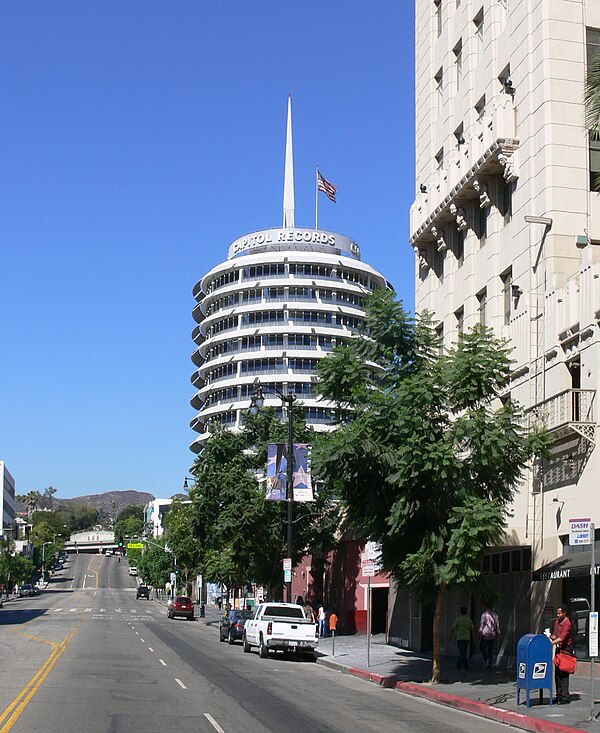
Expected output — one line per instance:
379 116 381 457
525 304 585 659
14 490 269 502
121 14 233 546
114 505 145 541
29 522 55 547
313 290 548 683
189 415 338 599
137 540 172 589
16 491 41 519
163 499 200 596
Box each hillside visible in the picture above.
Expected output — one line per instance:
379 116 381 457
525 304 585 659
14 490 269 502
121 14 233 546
16 490 155 517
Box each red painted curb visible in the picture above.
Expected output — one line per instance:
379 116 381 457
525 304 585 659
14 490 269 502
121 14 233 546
345 667 583 733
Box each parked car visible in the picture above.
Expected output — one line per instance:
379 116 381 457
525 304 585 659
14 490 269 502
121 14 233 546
54 563 63 571
105 549 113 556
128 566 138 577
243 602 318 659
219 609 253 644
167 596 195 620
19 584 34 597
136 585 150 600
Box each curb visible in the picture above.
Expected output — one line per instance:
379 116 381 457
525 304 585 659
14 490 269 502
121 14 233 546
315 657 585 733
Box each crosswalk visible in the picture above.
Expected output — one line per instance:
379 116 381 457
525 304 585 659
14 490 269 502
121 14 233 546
49 606 161 615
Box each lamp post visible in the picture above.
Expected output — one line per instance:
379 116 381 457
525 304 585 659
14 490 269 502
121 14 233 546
250 384 296 604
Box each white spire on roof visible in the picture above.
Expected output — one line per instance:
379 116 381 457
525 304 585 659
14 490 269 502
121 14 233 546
283 95 295 229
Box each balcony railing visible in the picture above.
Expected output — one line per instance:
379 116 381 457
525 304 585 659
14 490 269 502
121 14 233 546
530 389 596 445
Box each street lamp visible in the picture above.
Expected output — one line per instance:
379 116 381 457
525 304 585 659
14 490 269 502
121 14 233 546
250 383 297 603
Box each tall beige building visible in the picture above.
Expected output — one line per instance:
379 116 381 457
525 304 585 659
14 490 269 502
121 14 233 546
400 0 600 655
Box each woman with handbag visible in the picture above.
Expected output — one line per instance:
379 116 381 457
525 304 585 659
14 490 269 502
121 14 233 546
551 605 575 704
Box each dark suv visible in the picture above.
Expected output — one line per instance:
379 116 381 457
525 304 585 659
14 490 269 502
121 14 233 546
167 596 194 620
136 585 150 600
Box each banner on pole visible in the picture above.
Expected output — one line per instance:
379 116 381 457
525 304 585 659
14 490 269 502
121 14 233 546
265 443 313 501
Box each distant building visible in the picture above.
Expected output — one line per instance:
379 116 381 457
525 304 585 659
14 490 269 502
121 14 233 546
0 462 15 535
190 97 391 452
144 498 191 537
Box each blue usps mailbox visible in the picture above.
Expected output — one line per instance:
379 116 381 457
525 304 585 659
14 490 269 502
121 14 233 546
516 634 553 707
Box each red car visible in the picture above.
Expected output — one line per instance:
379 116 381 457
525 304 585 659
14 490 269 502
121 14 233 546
167 595 195 620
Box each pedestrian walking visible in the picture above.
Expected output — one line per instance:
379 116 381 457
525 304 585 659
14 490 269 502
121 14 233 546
449 606 474 672
551 604 574 704
304 601 315 622
478 604 500 670
318 605 327 638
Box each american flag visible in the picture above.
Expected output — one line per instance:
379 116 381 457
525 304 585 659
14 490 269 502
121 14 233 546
317 171 337 203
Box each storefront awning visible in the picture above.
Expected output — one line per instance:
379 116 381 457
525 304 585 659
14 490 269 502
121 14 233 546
532 551 599 581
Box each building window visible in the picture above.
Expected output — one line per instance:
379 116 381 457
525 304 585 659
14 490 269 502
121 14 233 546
587 28 600 67
474 10 484 64
434 0 442 37
499 179 514 223
590 137 600 191
435 68 444 111
435 147 444 171
501 268 513 325
435 323 444 357
433 242 445 282
454 40 463 91
587 29 600 190
455 307 464 334
477 288 487 326
474 203 487 246
455 229 465 267
454 124 464 150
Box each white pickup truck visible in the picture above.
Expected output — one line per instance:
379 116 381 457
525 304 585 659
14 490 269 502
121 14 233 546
243 602 318 659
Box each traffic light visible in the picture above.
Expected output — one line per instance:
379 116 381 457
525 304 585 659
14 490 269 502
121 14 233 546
118 535 124 548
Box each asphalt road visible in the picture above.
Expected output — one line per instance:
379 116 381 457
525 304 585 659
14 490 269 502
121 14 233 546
0 554 515 733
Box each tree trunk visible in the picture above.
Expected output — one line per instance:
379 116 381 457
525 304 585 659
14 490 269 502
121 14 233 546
431 583 446 684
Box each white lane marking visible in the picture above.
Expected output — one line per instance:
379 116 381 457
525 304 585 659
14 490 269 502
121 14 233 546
82 575 86 590
148 647 154 652
94 591 97 597
69 608 77 612
204 713 225 733
82 608 91 613
115 608 122 613
99 608 106 613
52 608 63 613
130 609 137 614
175 678 187 690
159 659 166 666
135 631 139 635
140 638 145 643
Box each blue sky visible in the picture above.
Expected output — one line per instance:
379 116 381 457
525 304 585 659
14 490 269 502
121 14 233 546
0 2 415 499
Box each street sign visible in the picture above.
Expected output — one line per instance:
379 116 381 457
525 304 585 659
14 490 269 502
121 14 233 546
283 558 292 571
127 542 143 549
569 518 592 545
170 572 176 584
362 561 375 577
284 569 291 583
591 612 599 658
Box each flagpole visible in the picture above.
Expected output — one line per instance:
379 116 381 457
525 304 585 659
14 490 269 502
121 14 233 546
315 166 319 230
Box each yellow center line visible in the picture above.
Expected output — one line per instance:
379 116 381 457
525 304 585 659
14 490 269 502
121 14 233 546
0 625 79 733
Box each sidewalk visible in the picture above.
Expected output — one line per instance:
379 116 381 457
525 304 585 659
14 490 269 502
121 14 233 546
314 634 600 733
